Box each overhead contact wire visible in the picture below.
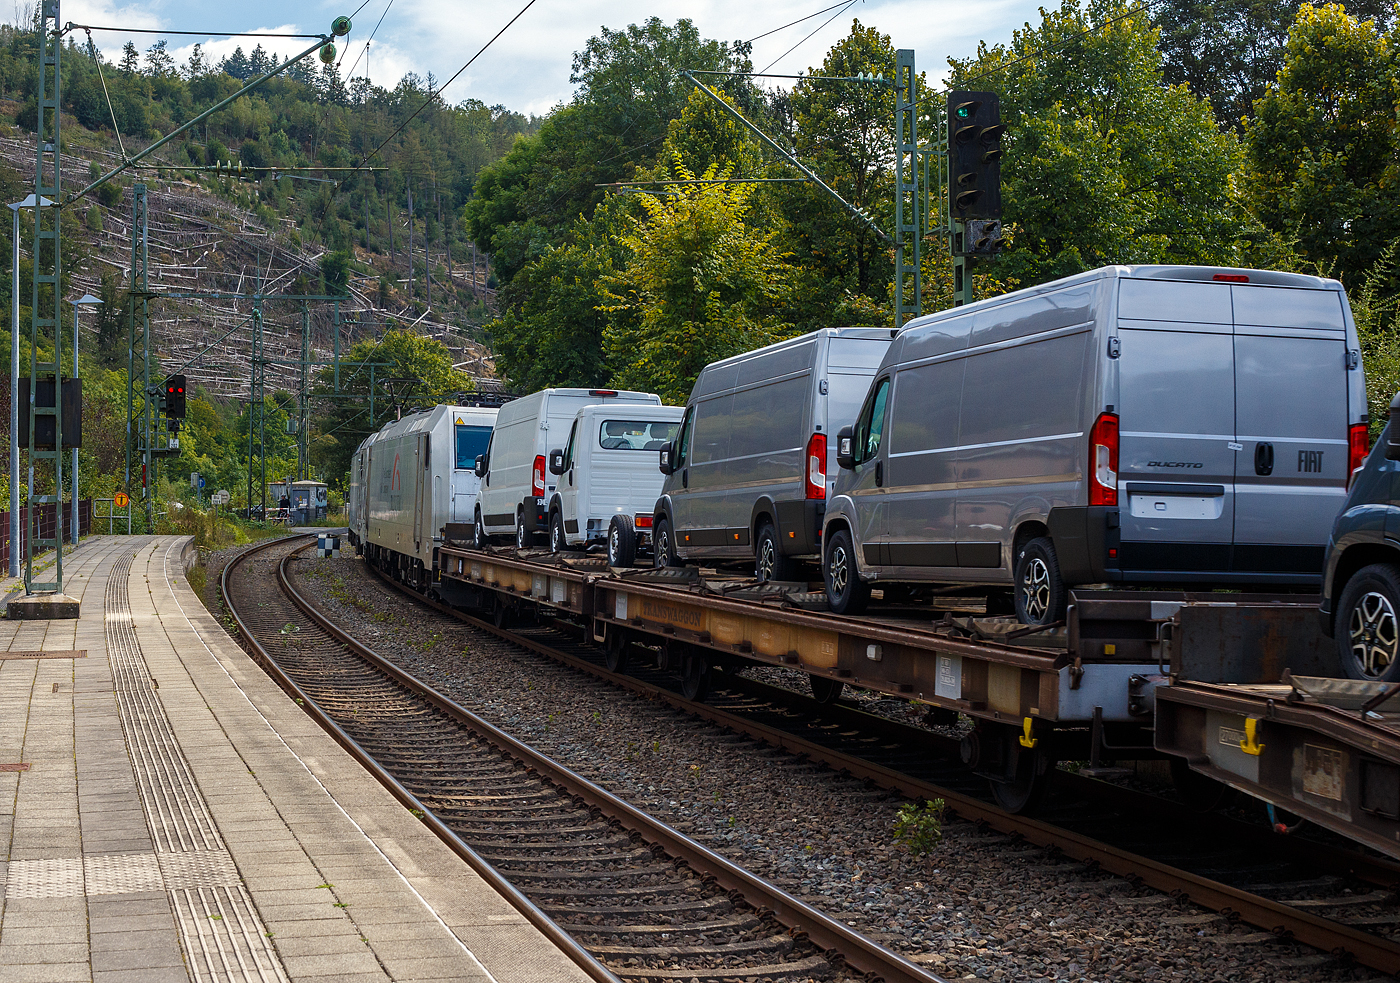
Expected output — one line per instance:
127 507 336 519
355 0 540 169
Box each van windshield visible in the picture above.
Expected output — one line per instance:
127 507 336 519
455 425 493 468
598 419 680 451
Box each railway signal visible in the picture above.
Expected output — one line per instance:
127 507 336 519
165 374 187 418
947 90 1004 222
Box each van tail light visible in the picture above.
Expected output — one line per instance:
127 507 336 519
634 514 653 529
1349 423 1370 488
1089 412 1119 507
532 455 546 497
805 432 827 500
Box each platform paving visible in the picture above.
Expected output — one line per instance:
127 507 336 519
0 535 595 983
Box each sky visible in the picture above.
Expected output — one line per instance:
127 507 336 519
38 0 1034 117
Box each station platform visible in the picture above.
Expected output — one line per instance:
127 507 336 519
0 535 594 983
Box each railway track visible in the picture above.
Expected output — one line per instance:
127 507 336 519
344 545 1400 978
221 533 938 983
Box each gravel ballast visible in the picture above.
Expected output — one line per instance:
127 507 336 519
235 548 1390 982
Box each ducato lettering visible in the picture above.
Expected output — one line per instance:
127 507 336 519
1146 461 1204 469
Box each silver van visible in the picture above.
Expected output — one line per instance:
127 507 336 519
824 265 1368 623
655 327 895 578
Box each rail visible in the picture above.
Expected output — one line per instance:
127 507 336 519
370 553 1400 976
226 534 944 983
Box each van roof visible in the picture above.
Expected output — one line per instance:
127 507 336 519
900 264 1343 332
574 403 686 420
700 326 895 371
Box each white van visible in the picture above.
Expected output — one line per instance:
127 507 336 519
545 404 685 563
474 388 662 549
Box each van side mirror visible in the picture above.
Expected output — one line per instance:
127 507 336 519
474 454 487 478
836 426 856 470
659 444 674 475
548 448 567 475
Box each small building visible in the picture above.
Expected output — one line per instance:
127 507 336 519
288 480 328 524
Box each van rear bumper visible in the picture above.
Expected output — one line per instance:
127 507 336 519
1050 506 1324 587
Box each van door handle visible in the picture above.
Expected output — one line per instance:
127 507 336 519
682 468 688 489
875 461 884 487
1255 442 1274 476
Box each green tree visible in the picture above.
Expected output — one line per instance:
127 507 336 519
1241 3 1400 292
781 20 907 316
1156 0 1394 128
464 18 752 287
601 163 792 403
487 199 633 391
311 330 474 486
948 0 1244 286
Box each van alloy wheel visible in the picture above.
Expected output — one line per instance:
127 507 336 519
1350 590 1399 676
1337 564 1400 682
1020 557 1051 623
516 517 528 551
757 537 776 581
829 544 850 595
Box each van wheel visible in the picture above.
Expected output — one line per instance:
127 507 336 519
654 518 678 569
824 528 870 615
515 513 530 551
1014 537 1067 627
755 521 795 583
607 516 637 567
1337 564 1400 681
474 508 488 550
550 512 566 553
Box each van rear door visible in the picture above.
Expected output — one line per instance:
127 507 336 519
1116 278 1237 574
1232 284 1349 577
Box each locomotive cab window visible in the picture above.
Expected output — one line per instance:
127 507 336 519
599 419 681 451
455 425 492 469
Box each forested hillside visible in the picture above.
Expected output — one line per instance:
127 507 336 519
0 15 537 510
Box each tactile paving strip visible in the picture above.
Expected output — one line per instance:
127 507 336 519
5 848 243 899
104 551 289 983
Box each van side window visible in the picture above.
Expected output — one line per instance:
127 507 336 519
562 420 578 470
853 377 890 465
676 407 695 467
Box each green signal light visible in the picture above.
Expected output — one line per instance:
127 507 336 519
956 107 971 118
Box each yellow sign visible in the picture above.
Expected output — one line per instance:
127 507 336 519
113 492 129 509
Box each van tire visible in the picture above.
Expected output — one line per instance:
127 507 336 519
516 513 530 551
1337 563 1400 681
474 508 488 550
1014 537 1067 627
654 518 678 569
607 516 637 567
549 512 566 553
755 521 795 583
824 528 870 615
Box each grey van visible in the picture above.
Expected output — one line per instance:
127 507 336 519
655 327 895 578
825 265 1368 624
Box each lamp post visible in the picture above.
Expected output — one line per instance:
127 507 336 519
8 195 51 578
68 293 101 545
